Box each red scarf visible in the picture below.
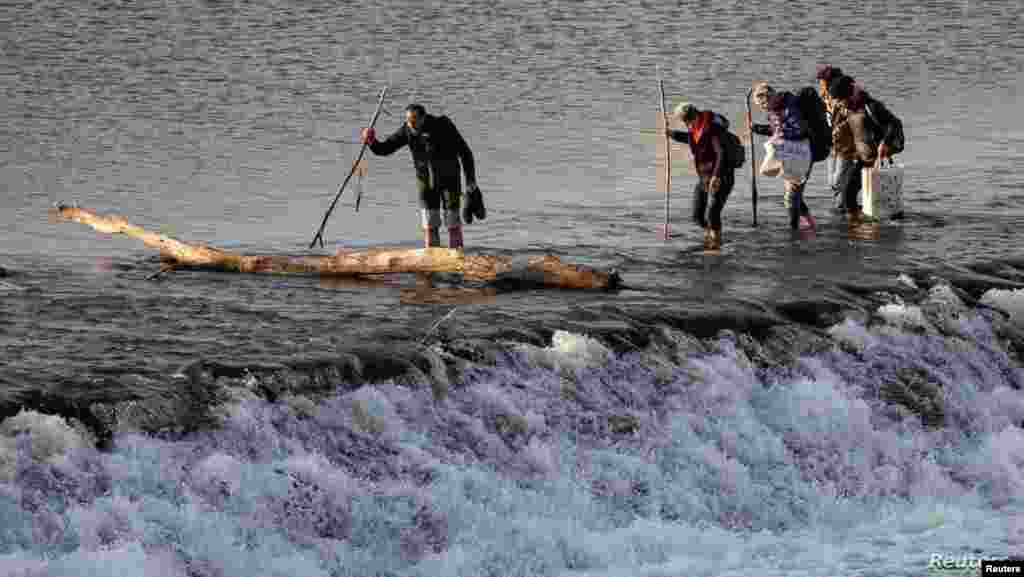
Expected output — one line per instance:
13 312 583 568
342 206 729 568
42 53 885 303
689 111 714 144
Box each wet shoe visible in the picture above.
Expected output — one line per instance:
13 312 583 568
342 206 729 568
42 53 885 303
848 210 864 227
709 229 722 249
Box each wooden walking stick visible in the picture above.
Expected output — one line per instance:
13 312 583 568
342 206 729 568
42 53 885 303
746 87 758 227
657 66 670 240
310 86 388 249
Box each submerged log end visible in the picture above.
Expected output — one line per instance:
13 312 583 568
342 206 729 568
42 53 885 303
527 255 619 290
51 203 85 223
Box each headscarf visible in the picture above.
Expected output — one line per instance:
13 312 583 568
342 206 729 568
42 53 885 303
753 82 775 110
829 75 867 111
689 110 714 144
673 102 699 124
816 64 844 83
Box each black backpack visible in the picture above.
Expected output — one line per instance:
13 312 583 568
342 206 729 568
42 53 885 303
864 96 905 155
796 86 832 163
711 113 746 169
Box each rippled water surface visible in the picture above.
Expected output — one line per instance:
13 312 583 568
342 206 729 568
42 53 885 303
1 1 1023 575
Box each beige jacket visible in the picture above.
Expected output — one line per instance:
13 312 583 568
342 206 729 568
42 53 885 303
831 102 857 161
831 101 878 164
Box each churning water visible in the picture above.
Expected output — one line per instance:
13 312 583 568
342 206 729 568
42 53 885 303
2 0 1023 575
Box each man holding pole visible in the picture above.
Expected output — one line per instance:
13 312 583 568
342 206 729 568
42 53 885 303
361 104 484 250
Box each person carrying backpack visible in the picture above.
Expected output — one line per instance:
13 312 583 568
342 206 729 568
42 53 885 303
860 89 905 163
748 82 818 231
667 102 739 250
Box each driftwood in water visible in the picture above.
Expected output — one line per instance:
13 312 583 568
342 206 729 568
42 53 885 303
52 204 620 290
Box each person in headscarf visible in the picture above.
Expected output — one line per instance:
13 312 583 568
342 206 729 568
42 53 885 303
828 75 878 225
667 102 736 249
815 64 844 124
816 64 850 212
748 82 816 231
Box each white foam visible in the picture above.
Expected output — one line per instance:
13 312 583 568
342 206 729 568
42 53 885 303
0 410 93 481
190 453 245 497
827 318 878 351
897 273 918 289
522 437 558 476
980 287 1024 325
283 452 359 504
972 426 1024 508
518 330 612 373
978 386 1024 432
67 494 141 553
470 381 522 418
877 303 931 331
1 307 1022 577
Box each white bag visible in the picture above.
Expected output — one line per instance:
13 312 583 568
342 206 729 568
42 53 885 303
861 158 905 220
759 142 782 177
760 139 811 180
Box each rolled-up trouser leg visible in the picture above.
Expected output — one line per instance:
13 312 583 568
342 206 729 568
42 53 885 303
417 173 442 247
448 225 463 249
692 177 709 229
442 189 462 230
444 190 463 249
784 179 804 229
708 170 734 232
423 226 440 247
434 166 463 248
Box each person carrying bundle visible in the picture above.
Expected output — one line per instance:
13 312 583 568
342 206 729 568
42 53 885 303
361 103 486 250
748 82 831 231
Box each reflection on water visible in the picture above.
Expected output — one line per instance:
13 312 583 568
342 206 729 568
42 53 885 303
848 221 883 242
401 273 498 306
316 271 500 305
316 273 405 291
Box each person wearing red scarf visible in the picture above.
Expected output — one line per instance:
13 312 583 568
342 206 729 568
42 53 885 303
668 103 735 249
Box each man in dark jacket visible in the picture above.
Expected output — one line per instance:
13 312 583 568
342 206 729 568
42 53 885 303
361 104 484 249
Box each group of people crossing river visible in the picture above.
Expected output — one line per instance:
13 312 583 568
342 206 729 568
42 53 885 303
357 64 905 252
666 64 905 249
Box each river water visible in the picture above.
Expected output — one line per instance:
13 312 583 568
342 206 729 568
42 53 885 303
1 1 1023 575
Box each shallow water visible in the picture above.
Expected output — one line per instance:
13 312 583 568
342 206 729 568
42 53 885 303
2 0 1023 575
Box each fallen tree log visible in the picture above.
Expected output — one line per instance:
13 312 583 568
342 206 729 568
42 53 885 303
52 204 621 290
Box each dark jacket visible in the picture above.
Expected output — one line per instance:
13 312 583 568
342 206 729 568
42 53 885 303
862 94 899 149
369 114 476 184
751 92 807 141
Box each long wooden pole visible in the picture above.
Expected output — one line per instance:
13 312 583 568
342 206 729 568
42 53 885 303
746 87 758 227
310 86 388 249
657 66 670 240
54 204 619 290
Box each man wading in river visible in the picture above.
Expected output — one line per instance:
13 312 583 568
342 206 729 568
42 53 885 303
361 104 485 250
